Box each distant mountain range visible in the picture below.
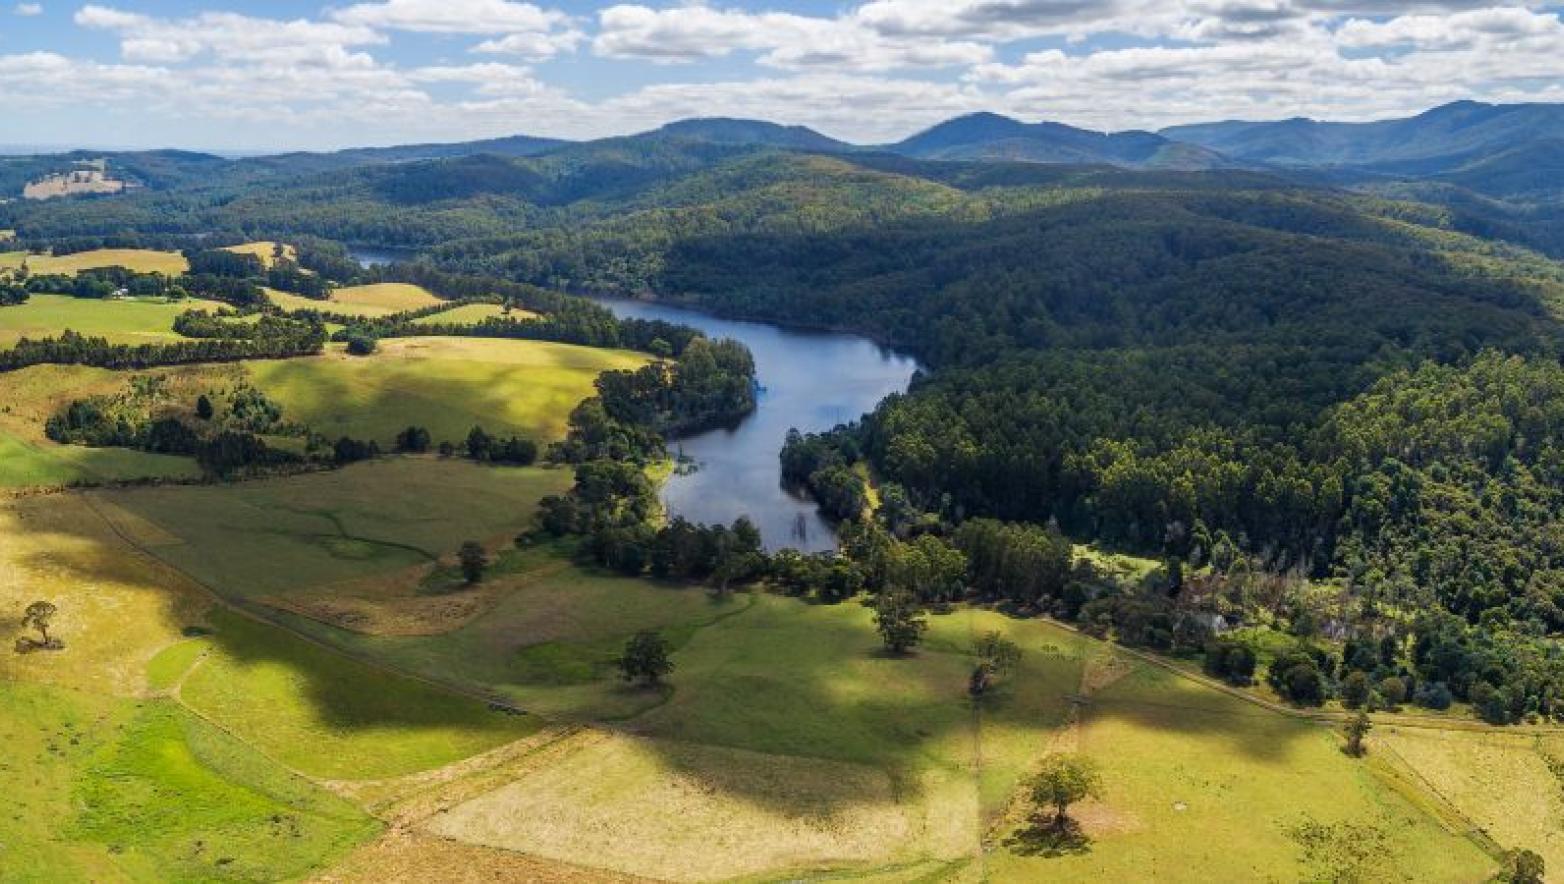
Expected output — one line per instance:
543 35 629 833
10 100 1564 186
7 101 1564 256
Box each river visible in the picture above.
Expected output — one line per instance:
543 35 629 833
593 298 918 552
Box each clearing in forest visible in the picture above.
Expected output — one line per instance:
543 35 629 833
245 336 648 445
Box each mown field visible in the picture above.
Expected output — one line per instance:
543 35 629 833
246 337 648 445
267 282 443 317
0 292 227 346
10 247 189 275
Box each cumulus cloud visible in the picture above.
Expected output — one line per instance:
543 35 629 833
593 4 990 70
75 5 385 65
14 3 42 15
331 0 567 34
2 0 1562 149
332 0 583 59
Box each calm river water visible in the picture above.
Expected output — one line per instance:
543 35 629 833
593 298 918 552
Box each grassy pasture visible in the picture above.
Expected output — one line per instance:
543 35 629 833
393 585 1492 882
176 609 541 780
0 364 205 488
985 659 1494 882
1377 726 1564 876
0 292 226 347
269 282 445 318
0 492 209 695
246 336 648 445
92 458 572 602
0 683 379 882
223 240 296 268
22 248 188 276
412 302 537 325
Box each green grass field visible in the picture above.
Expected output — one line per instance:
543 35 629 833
92 458 572 601
411 302 536 325
175 610 540 780
268 283 444 318
0 466 1520 880
246 337 648 445
0 293 227 347
0 681 379 882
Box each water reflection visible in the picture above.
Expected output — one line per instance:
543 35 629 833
592 297 918 552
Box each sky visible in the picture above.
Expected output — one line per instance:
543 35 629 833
2 1 1563 152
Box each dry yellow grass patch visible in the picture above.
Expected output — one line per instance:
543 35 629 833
331 283 443 315
266 283 444 317
425 731 966 882
313 830 649 884
1380 726 1564 872
0 493 209 696
265 554 573 637
24 248 188 276
224 241 297 269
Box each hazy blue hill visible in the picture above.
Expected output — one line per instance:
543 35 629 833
889 112 1231 170
1163 101 1564 172
641 118 854 152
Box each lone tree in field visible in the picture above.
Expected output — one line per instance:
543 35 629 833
1344 710 1372 757
1030 754 1102 829
618 630 674 686
457 541 489 584
195 394 214 420
874 588 926 655
20 600 60 650
970 631 1023 696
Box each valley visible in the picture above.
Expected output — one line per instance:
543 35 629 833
7 98 1564 883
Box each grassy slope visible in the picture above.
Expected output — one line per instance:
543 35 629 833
246 337 648 445
0 363 205 489
176 610 539 780
406 586 1492 881
0 293 228 346
268 283 443 318
93 458 572 601
0 683 379 883
411 302 538 324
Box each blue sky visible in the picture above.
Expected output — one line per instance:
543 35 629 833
2 1 1563 152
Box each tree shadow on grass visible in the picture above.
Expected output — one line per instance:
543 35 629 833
1005 815 1092 858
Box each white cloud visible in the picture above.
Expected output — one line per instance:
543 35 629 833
75 5 385 65
593 4 991 70
331 0 567 33
14 3 42 15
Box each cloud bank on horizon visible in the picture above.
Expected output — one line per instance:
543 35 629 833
1 0 1562 150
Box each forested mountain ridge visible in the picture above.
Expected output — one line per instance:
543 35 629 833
889 112 1232 170
1163 100 1564 173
